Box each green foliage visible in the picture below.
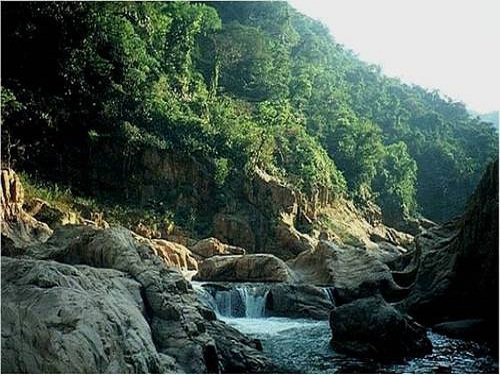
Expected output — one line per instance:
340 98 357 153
374 142 418 221
2 1 497 225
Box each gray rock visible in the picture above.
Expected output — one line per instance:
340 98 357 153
2 225 277 373
330 295 432 360
194 254 295 282
401 159 498 345
266 284 334 320
289 241 407 303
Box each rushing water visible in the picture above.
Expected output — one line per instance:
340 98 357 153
193 282 498 373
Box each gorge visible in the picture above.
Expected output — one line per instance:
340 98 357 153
1 1 499 374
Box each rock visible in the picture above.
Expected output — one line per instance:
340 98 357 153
2 225 276 373
213 213 256 253
265 284 335 320
194 254 295 282
1 168 52 248
329 296 432 360
274 219 317 258
1 257 171 373
289 241 406 303
401 159 498 345
432 319 487 340
190 237 246 259
150 239 198 271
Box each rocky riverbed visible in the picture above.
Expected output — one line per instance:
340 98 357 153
193 281 499 374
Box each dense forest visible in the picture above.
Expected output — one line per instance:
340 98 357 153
1 1 497 230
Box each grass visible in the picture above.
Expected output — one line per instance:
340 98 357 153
18 172 176 233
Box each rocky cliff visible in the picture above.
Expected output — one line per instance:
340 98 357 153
401 159 499 344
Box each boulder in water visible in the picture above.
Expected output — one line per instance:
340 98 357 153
265 284 335 320
330 295 432 360
289 241 406 303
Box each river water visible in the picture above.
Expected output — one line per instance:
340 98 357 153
193 282 498 373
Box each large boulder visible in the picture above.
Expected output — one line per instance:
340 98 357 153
401 159 499 344
2 257 173 373
2 225 276 373
289 241 406 303
194 254 295 282
265 284 335 320
330 296 432 360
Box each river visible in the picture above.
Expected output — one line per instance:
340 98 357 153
193 282 498 373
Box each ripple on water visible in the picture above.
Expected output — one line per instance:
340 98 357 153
220 317 499 374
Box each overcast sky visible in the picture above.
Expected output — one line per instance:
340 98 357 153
288 0 500 113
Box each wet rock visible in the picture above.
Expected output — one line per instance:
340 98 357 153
194 254 295 282
330 295 432 360
266 284 334 320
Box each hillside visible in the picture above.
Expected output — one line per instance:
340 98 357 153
1 1 497 235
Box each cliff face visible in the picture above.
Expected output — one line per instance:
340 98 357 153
403 159 498 340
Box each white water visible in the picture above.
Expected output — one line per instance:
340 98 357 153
191 281 498 373
192 282 268 318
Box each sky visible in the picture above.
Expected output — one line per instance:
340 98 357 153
288 0 500 114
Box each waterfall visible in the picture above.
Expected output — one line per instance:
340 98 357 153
192 282 269 318
321 286 336 306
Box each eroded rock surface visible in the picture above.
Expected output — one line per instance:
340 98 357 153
289 241 406 303
1 169 52 248
401 159 498 344
1 225 277 373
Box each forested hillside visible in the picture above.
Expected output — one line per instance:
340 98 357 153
1 1 497 228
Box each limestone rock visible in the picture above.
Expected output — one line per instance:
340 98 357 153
195 254 295 282
1 257 171 373
330 295 432 360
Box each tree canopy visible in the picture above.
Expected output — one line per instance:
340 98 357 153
2 1 497 224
